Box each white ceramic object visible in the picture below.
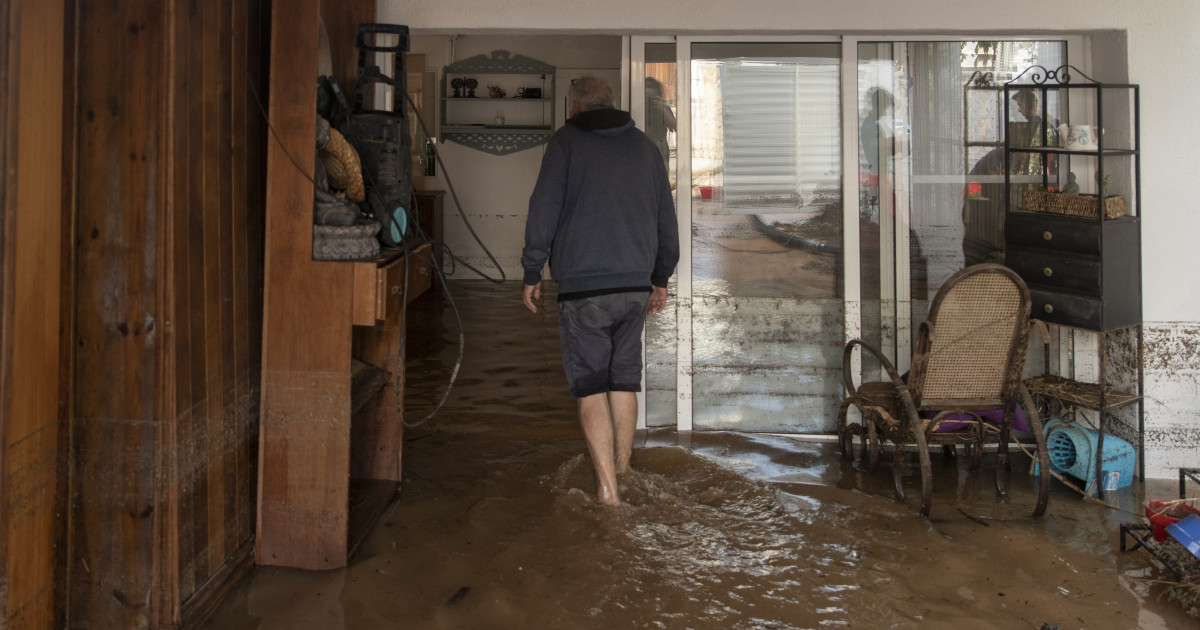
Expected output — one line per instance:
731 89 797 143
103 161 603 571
1058 123 1099 151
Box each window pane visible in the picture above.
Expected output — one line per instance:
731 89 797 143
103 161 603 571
643 42 678 427
690 42 843 432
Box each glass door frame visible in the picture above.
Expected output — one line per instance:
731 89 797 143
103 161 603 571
630 34 1087 434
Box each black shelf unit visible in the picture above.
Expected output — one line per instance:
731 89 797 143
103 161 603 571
1003 65 1144 495
1002 64 1141 332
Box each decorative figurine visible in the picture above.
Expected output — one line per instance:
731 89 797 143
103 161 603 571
450 77 464 98
488 85 506 98
465 78 478 98
1063 172 1080 195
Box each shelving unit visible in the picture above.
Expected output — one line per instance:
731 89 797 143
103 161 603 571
1002 65 1143 496
440 50 555 155
258 14 434 570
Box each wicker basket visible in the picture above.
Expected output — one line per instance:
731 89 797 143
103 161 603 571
1023 190 1126 219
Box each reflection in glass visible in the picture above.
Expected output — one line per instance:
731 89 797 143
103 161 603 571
690 43 842 433
857 40 1066 378
643 43 678 427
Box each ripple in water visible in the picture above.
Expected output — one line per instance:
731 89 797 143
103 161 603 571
534 446 873 629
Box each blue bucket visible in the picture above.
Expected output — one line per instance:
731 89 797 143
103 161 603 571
1041 418 1136 493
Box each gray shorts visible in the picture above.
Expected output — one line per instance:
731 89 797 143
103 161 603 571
557 292 650 398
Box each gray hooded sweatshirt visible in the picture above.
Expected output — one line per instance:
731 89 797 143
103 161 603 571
521 108 679 300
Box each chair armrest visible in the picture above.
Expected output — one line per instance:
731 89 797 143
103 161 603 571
842 338 906 395
843 338 923 428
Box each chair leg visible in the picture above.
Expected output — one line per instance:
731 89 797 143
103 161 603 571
915 438 933 517
836 399 850 459
995 426 1011 497
892 442 907 502
864 420 880 472
1022 385 1050 517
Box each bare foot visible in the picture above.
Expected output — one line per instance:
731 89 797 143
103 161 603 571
597 484 620 506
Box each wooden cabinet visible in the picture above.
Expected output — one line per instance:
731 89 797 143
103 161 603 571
258 0 442 570
1005 211 1141 330
415 189 446 268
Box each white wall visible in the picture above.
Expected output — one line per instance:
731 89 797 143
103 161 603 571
408 34 621 281
383 0 1200 478
385 0 1200 319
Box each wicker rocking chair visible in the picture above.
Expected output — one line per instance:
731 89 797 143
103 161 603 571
836 264 1050 517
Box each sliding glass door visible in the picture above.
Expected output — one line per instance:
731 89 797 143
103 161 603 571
855 40 1067 380
631 36 1072 434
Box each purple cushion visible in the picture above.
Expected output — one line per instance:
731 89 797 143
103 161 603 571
927 408 1030 433
899 372 1030 433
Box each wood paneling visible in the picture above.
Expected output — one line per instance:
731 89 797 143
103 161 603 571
67 0 269 626
258 0 354 571
2 2 66 628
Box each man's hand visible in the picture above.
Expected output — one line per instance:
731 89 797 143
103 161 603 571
647 286 668 314
522 282 543 313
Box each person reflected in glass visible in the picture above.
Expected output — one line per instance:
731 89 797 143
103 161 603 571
860 87 896 216
860 87 894 178
644 77 676 169
1011 88 1059 176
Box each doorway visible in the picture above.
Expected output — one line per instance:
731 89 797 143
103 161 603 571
634 38 844 433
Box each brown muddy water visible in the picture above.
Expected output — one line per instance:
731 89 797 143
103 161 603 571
204 280 1199 630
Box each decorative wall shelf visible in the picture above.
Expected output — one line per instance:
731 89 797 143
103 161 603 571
440 50 556 155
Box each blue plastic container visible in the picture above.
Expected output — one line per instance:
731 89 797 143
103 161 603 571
1167 514 1200 560
1041 418 1136 493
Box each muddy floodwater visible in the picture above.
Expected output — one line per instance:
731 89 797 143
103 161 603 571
204 280 1198 629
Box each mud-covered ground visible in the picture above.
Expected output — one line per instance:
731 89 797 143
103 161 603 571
203 280 1199 629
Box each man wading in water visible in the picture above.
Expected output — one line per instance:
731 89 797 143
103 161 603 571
521 75 679 506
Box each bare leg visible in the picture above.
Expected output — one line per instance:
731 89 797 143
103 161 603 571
609 391 638 475
578 393 620 506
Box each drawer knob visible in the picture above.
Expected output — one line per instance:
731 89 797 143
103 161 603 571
1042 266 1054 278
1042 230 1053 241
1043 303 1055 314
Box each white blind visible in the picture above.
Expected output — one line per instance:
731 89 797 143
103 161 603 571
721 59 840 214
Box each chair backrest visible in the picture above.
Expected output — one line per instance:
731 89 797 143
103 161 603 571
908 264 1031 409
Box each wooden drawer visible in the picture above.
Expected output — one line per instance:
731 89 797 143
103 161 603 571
1028 286 1141 332
1005 246 1102 296
1006 211 1104 255
352 243 434 326
377 243 432 322
1029 287 1104 330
